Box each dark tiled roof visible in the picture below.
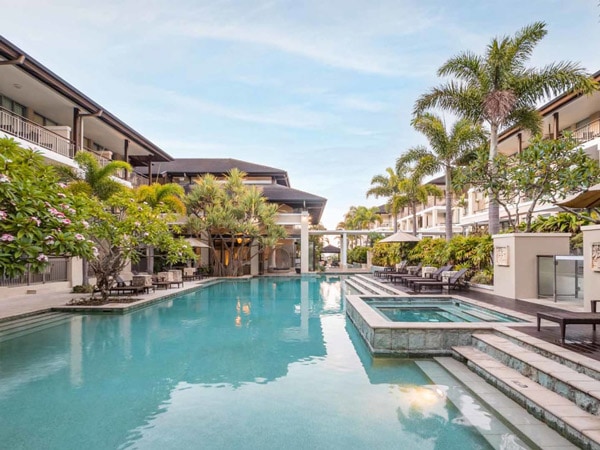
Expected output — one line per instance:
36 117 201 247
136 158 288 181
260 184 326 224
259 184 326 203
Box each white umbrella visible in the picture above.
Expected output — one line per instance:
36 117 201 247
379 230 420 243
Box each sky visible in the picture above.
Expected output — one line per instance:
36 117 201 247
2 0 600 228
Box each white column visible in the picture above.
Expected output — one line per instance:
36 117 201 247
341 233 348 269
300 211 309 273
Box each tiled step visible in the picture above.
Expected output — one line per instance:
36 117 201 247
494 326 600 382
454 345 600 449
473 333 600 415
433 357 577 450
0 312 73 343
346 277 389 295
345 278 381 295
352 274 403 295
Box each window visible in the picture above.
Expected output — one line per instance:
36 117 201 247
32 111 57 127
0 93 26 116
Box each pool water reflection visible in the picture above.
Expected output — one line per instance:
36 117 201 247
0 277 528 449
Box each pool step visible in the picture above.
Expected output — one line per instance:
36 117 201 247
472 333 600 415
0 312 73 343
433 357 577 450
350 275 403 295
346 277 388 296
492 326 600 382
453 343 600 449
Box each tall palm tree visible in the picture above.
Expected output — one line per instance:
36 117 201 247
414 21 597 235
136 183 186 214
366 167 405 232
399 113 486 241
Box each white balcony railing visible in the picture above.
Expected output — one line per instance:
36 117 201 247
0 107 73 158
572 118 600 143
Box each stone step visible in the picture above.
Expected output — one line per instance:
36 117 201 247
353 274 403 295
453 345 600 449
0 312 73 343
347 276 389 296
345 278 379 296
472 333 600 415
494 326 600 382
433 357 577 450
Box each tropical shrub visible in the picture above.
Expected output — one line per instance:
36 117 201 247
348 246 368 264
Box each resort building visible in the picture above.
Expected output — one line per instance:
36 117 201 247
136 159 327 274
0 36 327 294
0 36 172 188
390 71 600 236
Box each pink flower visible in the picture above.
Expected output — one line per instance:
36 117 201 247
0 210 6 220
1 233 15 242
36 254 48 262
30 216 41 226
81 220 89 229
61 218 71 225
0 174 10 183
58 182 67 188
57 193 66 198
45 235 55 245
75 233 85 241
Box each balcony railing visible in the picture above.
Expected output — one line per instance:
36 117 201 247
0 106 73 158
572 119 600 143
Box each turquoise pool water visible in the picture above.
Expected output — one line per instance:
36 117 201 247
0 277 530 449
365 297 525 323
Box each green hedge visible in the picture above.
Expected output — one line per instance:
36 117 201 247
372 235 493 280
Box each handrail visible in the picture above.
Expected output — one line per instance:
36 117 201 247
0 106 73 158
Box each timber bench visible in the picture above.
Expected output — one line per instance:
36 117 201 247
537 311 600 343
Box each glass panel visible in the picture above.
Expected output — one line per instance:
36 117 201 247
537 256 555 298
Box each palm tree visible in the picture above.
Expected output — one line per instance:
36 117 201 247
395 175 442 236
414 21 597 235
58 151 132 284
136 183 186 214
366 167 405 232
399 113 486 241
60 151 132 200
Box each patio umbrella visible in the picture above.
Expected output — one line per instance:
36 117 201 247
322 244 340 254
379 230 420 243
556 184 600 209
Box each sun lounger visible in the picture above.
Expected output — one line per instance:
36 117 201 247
537 311 600 343
411 268 468 293
389 263 423 284
403 264 453 287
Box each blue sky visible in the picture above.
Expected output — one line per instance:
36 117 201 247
2 0 600 228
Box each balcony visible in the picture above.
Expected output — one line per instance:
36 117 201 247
0 106 73 158
572 119 600 143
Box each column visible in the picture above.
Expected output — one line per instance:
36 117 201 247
341 232 348 269
300 211 309 273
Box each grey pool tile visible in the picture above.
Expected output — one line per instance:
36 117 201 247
391 329 408 351
373 329 391 350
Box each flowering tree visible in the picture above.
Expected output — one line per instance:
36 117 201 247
86 191 194 300
0 138 93 278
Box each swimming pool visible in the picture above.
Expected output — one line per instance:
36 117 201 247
364 297 525 323
0 277 532 449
